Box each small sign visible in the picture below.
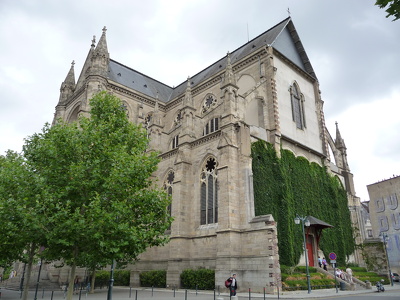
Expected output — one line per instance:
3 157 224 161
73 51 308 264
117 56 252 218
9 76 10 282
329 252 337 260
330 260 336 264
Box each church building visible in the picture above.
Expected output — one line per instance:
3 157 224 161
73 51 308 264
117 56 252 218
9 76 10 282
53 17 364 293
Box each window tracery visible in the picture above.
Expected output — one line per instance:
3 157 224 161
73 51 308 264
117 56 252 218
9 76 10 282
163 170 174 230
290 83 306 129
173 110 182 127
200 157 218 225
202 94 217 114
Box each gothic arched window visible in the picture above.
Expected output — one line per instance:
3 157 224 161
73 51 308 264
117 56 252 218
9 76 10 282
200 157 218 225
290 83 306 129
172 135 179 149
163 170 174 230
203 118 219 136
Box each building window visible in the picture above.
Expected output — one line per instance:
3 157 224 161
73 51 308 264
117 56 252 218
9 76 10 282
202 94 217 113
174 110 182 127
172 135 179 149
367 229 373 238
290 83 306 129
203 118 219 136
200 157 218 225
163 170 174 230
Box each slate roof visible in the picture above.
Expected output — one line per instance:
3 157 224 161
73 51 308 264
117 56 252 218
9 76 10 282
307 215 334 229
107 17 316 104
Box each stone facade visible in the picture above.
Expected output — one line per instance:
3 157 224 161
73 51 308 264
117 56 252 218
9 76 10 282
51 18 363 293
367 175 400 274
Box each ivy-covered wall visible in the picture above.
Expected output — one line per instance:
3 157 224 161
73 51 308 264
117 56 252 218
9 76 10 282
251 140 355 266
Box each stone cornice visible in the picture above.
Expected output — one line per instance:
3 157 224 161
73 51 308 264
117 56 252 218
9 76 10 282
190 131 221 148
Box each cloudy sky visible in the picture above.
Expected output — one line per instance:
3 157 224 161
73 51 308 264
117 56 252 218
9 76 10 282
0 0 399 201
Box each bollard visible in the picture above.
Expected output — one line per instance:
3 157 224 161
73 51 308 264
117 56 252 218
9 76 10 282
263 287 265 300
51 291 54 300
129 287 132 298
152 286 154 297
173 287 176 297
185 289 187 300
135 290 138 300
196 285 198 295
249 287 251 299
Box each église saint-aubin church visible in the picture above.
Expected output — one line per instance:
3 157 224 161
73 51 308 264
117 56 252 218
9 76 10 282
52 17 365 293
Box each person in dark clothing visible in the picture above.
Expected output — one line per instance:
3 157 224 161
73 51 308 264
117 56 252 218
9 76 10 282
229 273 238 296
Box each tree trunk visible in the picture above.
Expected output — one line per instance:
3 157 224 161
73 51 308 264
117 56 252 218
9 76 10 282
21 243 36 300
90 268 96 294
66 262 76 300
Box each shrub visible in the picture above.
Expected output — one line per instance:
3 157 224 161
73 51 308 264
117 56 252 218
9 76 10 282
95 270 130 287
295 266 317 273
180 269 215 290
280 265 295 275
349 267 367 272
140 270 166 288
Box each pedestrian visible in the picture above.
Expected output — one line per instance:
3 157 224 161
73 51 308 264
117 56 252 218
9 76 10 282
318 256 322 268
74 276 80 294
228 273 238 296
346 267 353 283
322 258 327 271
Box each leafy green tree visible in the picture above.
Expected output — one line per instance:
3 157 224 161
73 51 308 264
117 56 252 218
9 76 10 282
23 92 172 300
376 0 400 21
0 151 48 300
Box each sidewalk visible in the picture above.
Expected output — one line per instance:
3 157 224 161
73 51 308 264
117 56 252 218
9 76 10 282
0 285 399 300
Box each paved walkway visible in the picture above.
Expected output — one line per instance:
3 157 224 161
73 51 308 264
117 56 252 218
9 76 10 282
1 284 400 300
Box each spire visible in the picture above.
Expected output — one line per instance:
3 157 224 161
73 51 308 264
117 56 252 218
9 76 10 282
76 36 96 90
59 60 76 103
91 35 96 49
221 52 237 87
91 26 110 77
94 26 108 55
335 121 346 150
64 60 76 87
183 76 194 107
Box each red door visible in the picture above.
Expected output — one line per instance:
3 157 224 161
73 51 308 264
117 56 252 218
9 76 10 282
306 235 314 266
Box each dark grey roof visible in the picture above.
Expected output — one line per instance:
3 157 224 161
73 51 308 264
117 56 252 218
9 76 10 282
107 17 316 104
308 216 334 228
108 60 174 102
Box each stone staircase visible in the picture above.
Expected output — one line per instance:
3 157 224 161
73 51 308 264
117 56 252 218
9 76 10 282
315 266 371 291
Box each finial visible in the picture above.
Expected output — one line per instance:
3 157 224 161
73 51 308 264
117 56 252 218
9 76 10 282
91 35 96 47
102 26 107 34
227 51 231 65
287 7 291 16
71 60 75 67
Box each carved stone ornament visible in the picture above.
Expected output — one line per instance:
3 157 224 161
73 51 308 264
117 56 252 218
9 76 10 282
202 94 217 113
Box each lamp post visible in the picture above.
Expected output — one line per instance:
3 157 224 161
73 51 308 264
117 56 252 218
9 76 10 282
294 215 311 294
380 232 394 286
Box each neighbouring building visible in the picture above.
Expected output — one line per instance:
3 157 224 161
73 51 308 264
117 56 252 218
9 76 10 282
45 17 366 293
367 175 400 274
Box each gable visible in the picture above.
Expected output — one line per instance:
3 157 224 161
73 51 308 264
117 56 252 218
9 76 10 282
273 27 306 72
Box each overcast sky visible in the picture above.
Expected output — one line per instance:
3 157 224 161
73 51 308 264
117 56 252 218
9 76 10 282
0 0 399 201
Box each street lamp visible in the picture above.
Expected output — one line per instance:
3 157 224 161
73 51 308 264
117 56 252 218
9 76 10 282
380 232 394 286
294 215 311 294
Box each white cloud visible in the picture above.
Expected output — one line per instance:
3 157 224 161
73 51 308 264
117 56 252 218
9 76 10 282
0 0 399 203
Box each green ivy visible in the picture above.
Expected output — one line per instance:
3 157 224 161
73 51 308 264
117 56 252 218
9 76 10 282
251 140 355 266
